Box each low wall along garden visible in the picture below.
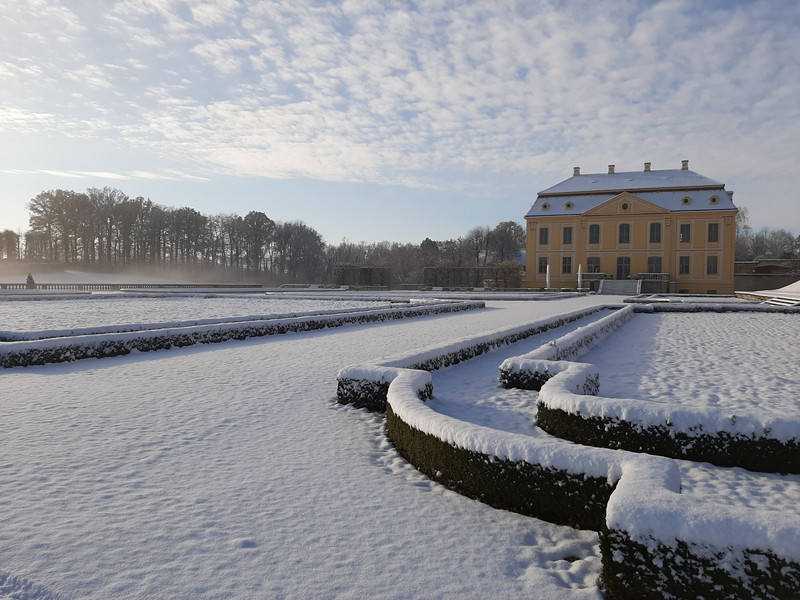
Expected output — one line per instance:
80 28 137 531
337 303 800 599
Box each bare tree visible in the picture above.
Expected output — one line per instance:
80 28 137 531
243 211 275 272
488 221 525 263
464 226 490 266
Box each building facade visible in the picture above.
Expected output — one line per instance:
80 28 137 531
524 161 738 294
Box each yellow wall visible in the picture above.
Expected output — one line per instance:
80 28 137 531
524 196 737 293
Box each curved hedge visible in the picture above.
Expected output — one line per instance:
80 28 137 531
383 370 800 600
337 305 616 410
387 402 613 529
497 304 800 474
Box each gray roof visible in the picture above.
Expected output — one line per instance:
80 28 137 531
538 168 724 196
527 168 736 218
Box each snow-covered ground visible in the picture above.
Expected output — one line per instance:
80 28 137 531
580 311 800 418
0 289 798 599
750 278 800 301
0 294 395 334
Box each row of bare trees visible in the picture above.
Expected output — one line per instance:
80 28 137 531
325 222 526 285
735 208 799 261
2 188 325 283
1 187 527 285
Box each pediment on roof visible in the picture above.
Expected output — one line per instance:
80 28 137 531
584 192 670 216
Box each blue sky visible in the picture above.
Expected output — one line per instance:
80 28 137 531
1 0 798 244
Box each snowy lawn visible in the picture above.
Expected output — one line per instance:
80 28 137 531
579 311 800 418
0 295 613 600
1 291 797 599
0 293 395 334
425 311 800 516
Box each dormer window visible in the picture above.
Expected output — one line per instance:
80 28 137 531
682 196 692 206
565 202 574 210
541 202 550 211
709 196 719 205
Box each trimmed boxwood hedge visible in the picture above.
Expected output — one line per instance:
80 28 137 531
0 300 484 368
600 526 800 600
538 401 800 475
386 402 613 530
337 305 614 410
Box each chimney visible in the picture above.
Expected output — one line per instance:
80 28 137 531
573 166 580 176
608 164 615 174
681 159 689 170
644 162 651 172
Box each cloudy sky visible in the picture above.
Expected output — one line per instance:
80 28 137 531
1 0 798 244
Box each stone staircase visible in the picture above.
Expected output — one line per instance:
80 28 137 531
598 279 641 296
763 296 800 307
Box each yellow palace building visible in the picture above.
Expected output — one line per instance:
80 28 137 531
524 160 738 294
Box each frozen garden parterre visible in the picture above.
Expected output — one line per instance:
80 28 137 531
0 285 798 599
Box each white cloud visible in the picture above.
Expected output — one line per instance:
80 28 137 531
1 0 799 234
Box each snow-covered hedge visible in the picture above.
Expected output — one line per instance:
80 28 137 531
498 304 634 389
337 305 615 410
496 303 800 473
537 401 800 474
536 363 800 472
0 300 483 368
602 460 800 599
384 370 800 600
385 370 620 529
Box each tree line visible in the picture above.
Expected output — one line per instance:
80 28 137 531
735 208 799 261
0 187 526 286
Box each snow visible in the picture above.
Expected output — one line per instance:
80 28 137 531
383 312 800 563
0 293 397 334
0 286 798 598
751 278 800 301
573 311 800 440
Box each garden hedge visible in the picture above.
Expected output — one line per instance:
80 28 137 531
386 401 613 529
0 300 484 368
337 305 615 410
600 527 800 600
538 403 800 474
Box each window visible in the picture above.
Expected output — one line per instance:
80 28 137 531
563 226 573 245
589 224 600 244
587 257 601 273
681 196 692 206
707 255 718 275
541 203 550 211
708 223 719 243
649 222 661 243
539 227 549 245
679 256 690 275
565 202 574 210
710 196 719 205
619 223 630 244
562 256 572 274
647 257 662 273
680 223 691 243
538 256 548 274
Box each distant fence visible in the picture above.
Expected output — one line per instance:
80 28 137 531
0 283 265 291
